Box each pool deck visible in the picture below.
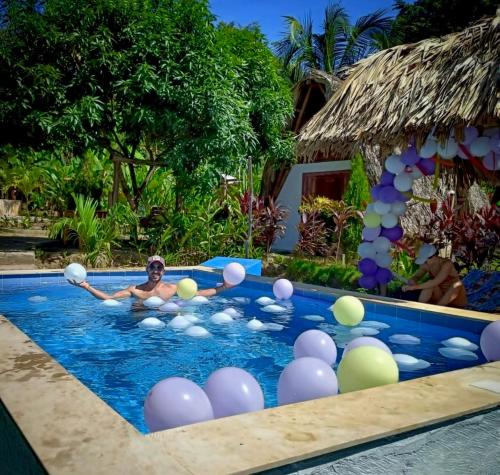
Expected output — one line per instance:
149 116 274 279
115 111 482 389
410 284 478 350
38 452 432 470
0 266 499 474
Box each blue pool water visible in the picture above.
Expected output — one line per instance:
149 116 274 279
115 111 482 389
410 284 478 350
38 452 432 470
0 270 488 434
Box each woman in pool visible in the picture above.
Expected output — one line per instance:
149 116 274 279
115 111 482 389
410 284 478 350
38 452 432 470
402 244 467 308
70 255 232 302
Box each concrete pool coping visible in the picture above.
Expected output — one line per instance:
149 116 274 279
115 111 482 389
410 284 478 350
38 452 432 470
0 266 498 474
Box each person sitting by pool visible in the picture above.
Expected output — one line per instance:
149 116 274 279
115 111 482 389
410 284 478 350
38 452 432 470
402 244 467 308
69 255 233 301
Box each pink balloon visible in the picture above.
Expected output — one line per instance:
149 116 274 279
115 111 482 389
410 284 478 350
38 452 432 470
144 377 213 432
343 336 392 358
277 357 338 405
480 321 500 361
204 367 264 418
293 330 337 365
273 278 293 300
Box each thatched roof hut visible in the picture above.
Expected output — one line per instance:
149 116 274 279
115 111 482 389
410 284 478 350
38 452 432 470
297 15 500 187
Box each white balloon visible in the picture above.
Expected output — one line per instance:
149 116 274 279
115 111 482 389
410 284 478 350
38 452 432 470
223 307 241 318
64 263 87 283
394 173 413 192
255 296 275 306
190 295 210 305
358 242 377 259
373 236 391 252
232 297 250 304
362 320 390 329
143 296 166 308
262 322 284 331
247 318 264 330
210 312 234 324
102 299 122 307
222 262 246 285
381 213 398 229
302 315 325 322
439 347 478 361
374 252 392 268
183 314 202 324
139 317 166 329
373 200 392 215
261 304 288 314
393 354 430 371
273 279 294 300
469 137 490 157
28 295 48 303
168 315 192 329
158 302 181 313
385 155 406 175
418 139 437 158
350 327 379 336
436 138 458 159
391 201 407 216
389 334 421 345
185 326 210 337
441 337 478 352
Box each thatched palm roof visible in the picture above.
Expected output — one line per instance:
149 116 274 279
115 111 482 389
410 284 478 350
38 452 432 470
298 15 500 163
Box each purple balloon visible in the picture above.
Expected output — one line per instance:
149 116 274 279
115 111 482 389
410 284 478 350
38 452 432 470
480 321 500 361
362 226 381 241
343 336 392 358
358 258 378 276
294 330 337 365
379 186 399 204
380 225 404 242
277 357 338 405
401 147 420 165
417 158 436 176
375 267 393 284
359 275 377 289
380 171 395 186
371 184 383 201
204 367 264 418
144 377 214 432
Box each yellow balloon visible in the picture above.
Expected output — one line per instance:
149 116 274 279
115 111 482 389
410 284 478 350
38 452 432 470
176 278 198 300
337 346 399 393
363 212 381 228
331 295 364 326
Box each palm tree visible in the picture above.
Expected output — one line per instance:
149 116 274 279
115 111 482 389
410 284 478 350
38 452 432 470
274 2 394 82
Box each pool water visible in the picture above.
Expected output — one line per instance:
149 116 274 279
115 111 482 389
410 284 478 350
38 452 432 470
0 271 488 434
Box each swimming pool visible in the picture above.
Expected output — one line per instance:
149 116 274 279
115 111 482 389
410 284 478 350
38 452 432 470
0 269 488 434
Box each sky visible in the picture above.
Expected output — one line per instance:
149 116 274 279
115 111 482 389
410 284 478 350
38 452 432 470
210 0 398 43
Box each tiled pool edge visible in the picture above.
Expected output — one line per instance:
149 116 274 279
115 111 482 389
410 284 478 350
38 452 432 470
1 267 499 475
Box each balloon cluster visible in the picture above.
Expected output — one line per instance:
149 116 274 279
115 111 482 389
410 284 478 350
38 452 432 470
358 126 499 289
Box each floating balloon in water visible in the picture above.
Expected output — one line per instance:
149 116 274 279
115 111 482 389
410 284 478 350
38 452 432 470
436 138 458 159
330 296 365 327
262 323 285 331
343 336 392 358
439 347 478 361
223 262 246 285
144 296 166 308
273 279 294 300
232 297 250 304
479 321 500 361
247 318 264 330
183 314 202 324
470 136 490 157
158 302 181 313
28 295 48 303
222 307 241 318
210 312 233 324
185 326 210 338
441 337 478 352
302 315 325 322
190 295 210 305
255 296 275 306
358 242 377 259
362 226 381 242
358 258 378 276
102 299 122 307
139 317 166 329
64 263 87 284
361 321 390 329
363 212 382 228
389 334 421 345
261 304 288 314
385 155 406 175
350 327 379 337
337 346 399 393
394 173 413 192
168 315 192 329
374 200 392 215
277 357 338 405
393 354 430 371
204 367 264 418
293 330 337 365
144 377 214 432
419 138 438 159
176 278 198 300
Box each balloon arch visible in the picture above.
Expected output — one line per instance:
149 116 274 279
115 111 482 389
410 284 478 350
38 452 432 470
358 126 499 289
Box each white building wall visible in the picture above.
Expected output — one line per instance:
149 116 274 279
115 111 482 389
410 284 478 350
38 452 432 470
273 160 352 252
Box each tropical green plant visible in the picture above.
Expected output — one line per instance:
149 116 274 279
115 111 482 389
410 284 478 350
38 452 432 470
274 2 393 82
49 194 120 267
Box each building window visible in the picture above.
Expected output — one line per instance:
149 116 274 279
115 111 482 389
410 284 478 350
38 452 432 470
302 171 350 201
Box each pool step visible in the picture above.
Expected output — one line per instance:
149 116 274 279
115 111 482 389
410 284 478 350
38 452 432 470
0 251 37 270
